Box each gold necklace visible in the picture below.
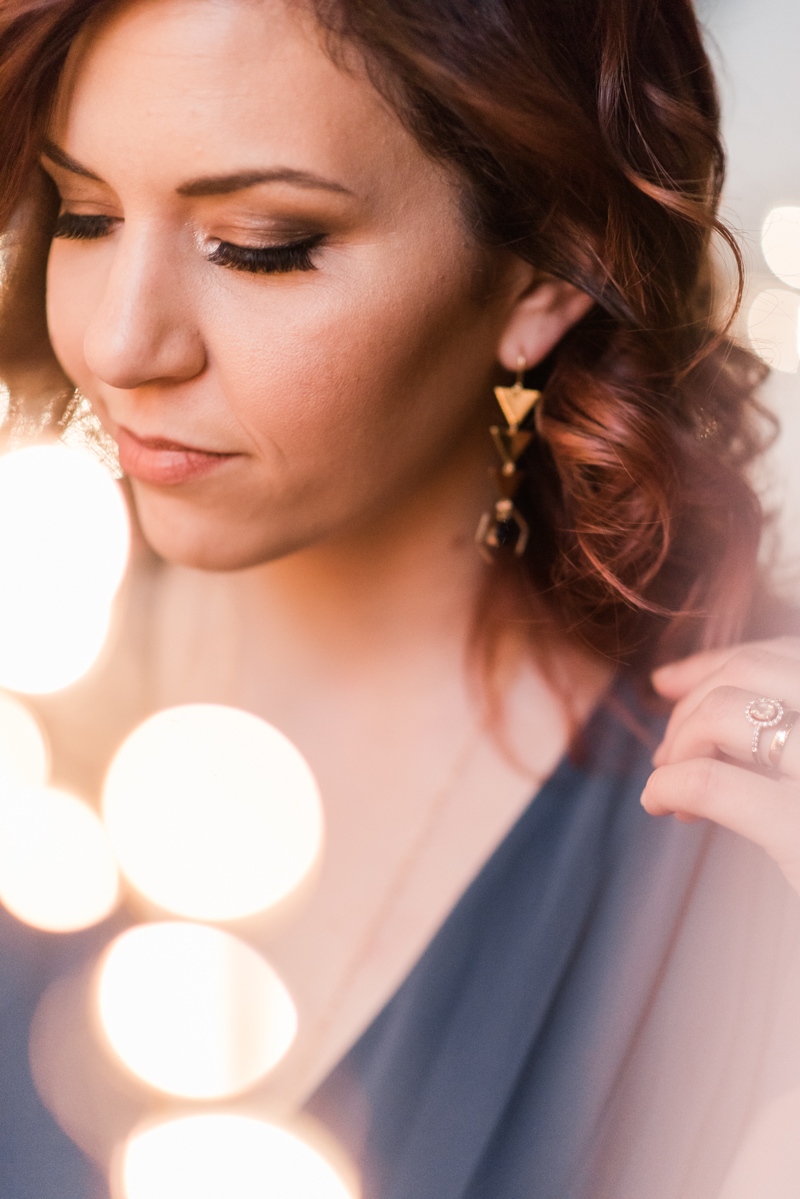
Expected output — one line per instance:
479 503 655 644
289 729 478 1100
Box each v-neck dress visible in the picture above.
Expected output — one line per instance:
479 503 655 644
3 675 800 1198
306 676 800 1199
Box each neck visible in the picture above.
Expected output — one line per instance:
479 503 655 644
147 425 609 766
230 426 495 675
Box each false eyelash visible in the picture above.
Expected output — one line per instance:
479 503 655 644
207 235 323 274
51 212 323 275
53 212 117 240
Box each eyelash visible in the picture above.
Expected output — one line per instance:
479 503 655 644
53 212 114 241
207 237 322 274
52 212 323 275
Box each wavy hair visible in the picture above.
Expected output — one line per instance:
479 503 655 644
0 0 775 668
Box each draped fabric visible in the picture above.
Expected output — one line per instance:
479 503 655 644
0 912 112 1198
1 674 800 1197
307 678 800 1199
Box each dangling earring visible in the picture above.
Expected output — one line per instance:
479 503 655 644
475 355 541 561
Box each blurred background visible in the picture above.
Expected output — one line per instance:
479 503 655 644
702 0 800 592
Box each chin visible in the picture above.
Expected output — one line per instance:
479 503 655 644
131 489 300 573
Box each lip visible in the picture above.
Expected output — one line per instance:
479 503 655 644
116 426 241 486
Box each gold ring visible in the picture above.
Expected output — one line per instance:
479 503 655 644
745 697 785 769
768 709 800 775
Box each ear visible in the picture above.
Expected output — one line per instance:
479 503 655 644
497 275 594 371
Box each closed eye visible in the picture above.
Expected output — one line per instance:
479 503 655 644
206 235 323 274
51 212 323 275
53 212 117 240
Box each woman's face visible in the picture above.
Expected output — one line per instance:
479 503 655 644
44 0 532 570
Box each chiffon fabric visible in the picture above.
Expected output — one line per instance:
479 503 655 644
1 675 800 1197
307 677 800 1199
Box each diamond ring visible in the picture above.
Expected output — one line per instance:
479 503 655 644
745 697 785 769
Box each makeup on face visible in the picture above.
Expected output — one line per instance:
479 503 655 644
43 0 519 571
114 426 241 486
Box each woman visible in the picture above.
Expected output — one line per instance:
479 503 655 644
1 0 800 1195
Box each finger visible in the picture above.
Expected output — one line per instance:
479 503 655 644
654 684 800 780
653 637 800 701
642 758 800 885
656 644 800 764
652 647 749 699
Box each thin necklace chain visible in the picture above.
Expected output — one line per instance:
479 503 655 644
290 726 479 1098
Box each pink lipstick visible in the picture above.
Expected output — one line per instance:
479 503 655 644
116 426 239 486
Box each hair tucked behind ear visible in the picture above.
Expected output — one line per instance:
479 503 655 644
0 0 778 668
313 0 774 667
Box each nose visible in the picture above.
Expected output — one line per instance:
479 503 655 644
82 225 206 390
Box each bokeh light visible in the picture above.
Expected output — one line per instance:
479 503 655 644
102 705 322 921
746 288 800 373
762 206 800 287
0 785 119 931
120 1114 353 1199
97 922 297 1098
0 691 48 788
0 445 130 693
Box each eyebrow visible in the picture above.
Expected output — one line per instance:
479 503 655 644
41 139 352 198
42 140 101 181
177 169 352 197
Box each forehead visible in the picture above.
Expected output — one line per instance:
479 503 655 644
51 0 422 195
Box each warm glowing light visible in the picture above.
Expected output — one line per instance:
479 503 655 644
121 1115 353 1199
0 785 119 931
762 206 800 287
0 691 48 788
97 922 297 1098
102 705 322 921
746 288 800 373
0 445 130 693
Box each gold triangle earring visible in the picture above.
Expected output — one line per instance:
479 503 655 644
475 355 541 561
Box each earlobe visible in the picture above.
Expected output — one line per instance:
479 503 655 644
497 278 594 372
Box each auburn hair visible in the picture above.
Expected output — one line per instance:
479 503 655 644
0 0 775 669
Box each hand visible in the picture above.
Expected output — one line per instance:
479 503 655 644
641 637 800 897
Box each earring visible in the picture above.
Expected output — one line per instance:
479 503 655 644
475 356 541 561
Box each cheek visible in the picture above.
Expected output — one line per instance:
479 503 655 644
210 251 493 487
45 245 96 381
121 247 495 572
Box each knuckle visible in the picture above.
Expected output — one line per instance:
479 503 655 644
699 686 737 724
682 757 721 807
733 646 773 674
